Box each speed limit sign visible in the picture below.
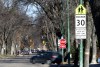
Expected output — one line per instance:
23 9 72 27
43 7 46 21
75 5 86 39
75 15 86 28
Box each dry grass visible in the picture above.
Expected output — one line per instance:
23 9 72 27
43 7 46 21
0 55 16 59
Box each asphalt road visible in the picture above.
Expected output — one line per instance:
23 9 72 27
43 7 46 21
0 63 49 67
0 55 49 67
0 55 100 67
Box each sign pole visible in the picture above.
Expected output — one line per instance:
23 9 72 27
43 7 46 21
80 39 83 67
62 48 64 63
80 0 83 4
67 0 70 65
59 39 66 64
80 0 83 67
75 0 86 67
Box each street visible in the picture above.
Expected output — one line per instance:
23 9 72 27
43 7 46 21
0 55 100 67
0 55 49 67
0 63 49 67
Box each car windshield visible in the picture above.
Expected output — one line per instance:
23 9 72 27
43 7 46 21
36 52 45 56
37 51 60 56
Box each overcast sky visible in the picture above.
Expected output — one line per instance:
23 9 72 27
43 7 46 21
2 0 38 18
25 4 38 17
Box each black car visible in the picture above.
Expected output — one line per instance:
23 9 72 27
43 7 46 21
21 51 29 55
30 51 62 64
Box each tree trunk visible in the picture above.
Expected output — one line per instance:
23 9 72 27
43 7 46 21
91 25 97 64
84 2 92 67
84 44 90 67
51 32 56 51
11 41 16 56
18 40 21 55
1 40 6 55
53 34 57 51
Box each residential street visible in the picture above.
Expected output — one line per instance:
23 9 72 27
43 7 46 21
0 55 100 67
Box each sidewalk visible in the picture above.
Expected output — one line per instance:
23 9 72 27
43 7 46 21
49 63 100 67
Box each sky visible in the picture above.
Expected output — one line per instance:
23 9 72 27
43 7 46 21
2 0 38 18
25 4 38 18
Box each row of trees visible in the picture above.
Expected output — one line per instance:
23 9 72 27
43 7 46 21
0 0 100 67
0 0 42 55
20 0 100 67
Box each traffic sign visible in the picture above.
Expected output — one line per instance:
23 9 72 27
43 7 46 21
75 4 86 39
59 44 66 49
59 39 66 49
60 39 66 45
75 15 86 28
75 4 86 15
42 40 46 45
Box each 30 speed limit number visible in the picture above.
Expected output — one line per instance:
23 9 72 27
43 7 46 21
75 15 86 39
75 15 86 27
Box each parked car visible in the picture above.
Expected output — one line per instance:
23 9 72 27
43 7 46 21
30 51 62 64
21 51 29 55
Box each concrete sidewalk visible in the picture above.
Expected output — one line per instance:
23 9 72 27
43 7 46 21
49 63 100 67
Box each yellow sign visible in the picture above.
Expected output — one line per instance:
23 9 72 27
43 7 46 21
42 41 46 45
75 4 86 14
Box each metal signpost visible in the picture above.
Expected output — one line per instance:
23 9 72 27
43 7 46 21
59 39 66 63
75 4 86 67
67 0 70 65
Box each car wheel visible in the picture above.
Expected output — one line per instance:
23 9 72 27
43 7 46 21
32 60 35 64
57 62 61 65
41 63 45 64
47 60 51 64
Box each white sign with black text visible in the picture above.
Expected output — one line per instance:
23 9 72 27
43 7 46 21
75 15 86 39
